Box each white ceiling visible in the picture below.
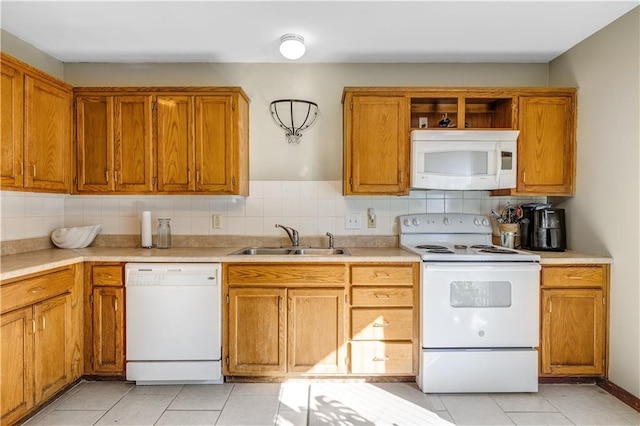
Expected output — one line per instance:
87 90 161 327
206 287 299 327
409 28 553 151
1 0 638 64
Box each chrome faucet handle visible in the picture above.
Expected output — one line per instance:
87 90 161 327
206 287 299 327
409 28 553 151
325 232 335 249
275 224 300 246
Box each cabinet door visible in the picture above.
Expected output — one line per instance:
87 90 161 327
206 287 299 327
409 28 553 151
541 288 604 376
24 75 71 192
288 288 345 374
194 96 235 193
517 96 575 195
228 288 285 374
76 96 114 192
157 95 194 192
1 308 33 425
33 293 71 404
92 287 124 374
0 62 24 188
114 96 154 192
344 95 408 195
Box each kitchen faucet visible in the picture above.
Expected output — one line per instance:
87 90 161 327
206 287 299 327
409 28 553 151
275 224 299 247
325 232 335 249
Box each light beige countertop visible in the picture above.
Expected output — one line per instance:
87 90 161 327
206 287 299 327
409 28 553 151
0 247 420 281
1 246 613 282
533 250 613 265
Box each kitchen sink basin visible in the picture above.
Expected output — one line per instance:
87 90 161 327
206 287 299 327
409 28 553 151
291 248 349 255
229 247 350 256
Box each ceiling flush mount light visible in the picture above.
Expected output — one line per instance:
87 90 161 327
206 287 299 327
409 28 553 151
279 34 305 60
270 99 318 144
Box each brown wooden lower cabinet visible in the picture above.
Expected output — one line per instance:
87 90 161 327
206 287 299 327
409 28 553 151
91 287 124 373
288 288 345 374
348 264 419 376
1 307 33 424
540 264 609 377
223 262 418 378
0 264 81 425
33 293 73 404
227 287 286 374
84 263 125 376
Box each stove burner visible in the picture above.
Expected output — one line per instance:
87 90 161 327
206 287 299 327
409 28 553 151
479 248 518 254
416 245 447 250
426 248 454 254
454 244 467 250
470 244 494 249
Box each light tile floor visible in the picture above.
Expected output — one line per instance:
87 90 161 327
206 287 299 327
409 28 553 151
23 381 639 426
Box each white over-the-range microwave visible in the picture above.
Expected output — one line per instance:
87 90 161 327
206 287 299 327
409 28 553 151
410 130 520 191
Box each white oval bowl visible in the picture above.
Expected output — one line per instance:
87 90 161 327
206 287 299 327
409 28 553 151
51 225 101 249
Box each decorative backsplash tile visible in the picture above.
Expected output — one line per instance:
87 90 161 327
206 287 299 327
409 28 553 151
0 182 546 242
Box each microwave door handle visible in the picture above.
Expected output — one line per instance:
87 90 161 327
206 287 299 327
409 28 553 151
495 143 501 182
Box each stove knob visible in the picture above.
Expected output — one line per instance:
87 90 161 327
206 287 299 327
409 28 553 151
412 218 420 226
481 218 490 227
443 217 451 226
403 219 411 227
473 218 481 226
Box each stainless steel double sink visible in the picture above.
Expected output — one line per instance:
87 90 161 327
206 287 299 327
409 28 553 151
229 247 350 256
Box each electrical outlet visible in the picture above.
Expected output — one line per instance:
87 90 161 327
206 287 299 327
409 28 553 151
367 207 377 228
345 213 362 229
212 214 222 229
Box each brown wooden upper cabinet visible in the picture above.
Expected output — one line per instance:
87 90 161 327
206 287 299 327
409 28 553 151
342 87 576 196
1 53 72 193
74 88 249 195
343 92 409 195
517 95 576 195
76 94 154 193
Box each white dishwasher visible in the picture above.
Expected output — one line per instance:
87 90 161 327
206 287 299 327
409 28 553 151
125 263 222 385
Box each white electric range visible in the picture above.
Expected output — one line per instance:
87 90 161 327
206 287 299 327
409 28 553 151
399 213 541 393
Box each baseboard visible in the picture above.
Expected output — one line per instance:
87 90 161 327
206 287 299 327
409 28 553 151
597 378 640 412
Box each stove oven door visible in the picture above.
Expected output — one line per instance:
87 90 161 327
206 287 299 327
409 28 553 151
422 262 540 348
419 262 540 393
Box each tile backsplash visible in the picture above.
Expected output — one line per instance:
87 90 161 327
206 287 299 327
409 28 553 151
0 181 546 242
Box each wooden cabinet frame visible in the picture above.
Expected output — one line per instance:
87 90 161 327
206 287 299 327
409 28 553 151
342 87 577 196
74 87 249 195
540 264 609 377
83 262 125 376
1 53 72 193
1 264 81 425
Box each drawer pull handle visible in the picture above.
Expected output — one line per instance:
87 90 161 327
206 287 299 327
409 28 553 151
372 356 389 362
374 294 390 299
374 272 390 279
373 321 390 327
568 276 584 280
29 287 45 294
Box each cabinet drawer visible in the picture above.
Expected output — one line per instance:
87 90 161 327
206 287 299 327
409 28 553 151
1 268 73 313
542 265 606 288
350 341 413 375
92 265 123 286
351 266 413 285
351 308 413 340
227 264 346 286
351 287 413 307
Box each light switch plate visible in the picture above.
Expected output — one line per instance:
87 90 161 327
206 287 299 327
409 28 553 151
345 213 362 229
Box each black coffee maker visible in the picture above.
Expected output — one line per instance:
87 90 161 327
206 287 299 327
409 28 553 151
519 203 566 251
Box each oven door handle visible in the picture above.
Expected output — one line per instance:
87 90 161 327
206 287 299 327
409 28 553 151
424 262 540 272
